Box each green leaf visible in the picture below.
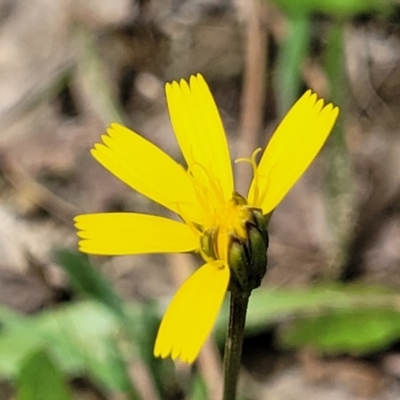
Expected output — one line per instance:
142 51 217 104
0 309 44 377
17 350 72 400
0 301 130 392
34 302 133 392
0 299 153 397
55 249 125 318
280 308 400 354
270 0 393 17
244 283 396 332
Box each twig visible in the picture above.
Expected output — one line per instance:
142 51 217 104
0 150 77 225
234 0 268 194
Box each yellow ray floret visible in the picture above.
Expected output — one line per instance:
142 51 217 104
248 90 339 214
154 262 230 363
91 123 204 224
166 74 233 203
75 213 198 255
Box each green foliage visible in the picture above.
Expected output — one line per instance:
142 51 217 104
0 250 152 397
0 301 130 391
16 350 72 400
281 308 400 353
270 0 393 17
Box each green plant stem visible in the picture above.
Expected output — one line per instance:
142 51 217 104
222 291 250 400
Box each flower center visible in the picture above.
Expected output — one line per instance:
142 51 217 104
200 193 251 263
183 148 266 271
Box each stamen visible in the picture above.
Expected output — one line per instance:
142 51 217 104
185 168 214 214
235 148 262 205
188 161 225 209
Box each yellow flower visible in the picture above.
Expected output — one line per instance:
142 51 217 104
75 74 339 364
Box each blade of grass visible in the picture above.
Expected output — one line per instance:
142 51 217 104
276 15 311 116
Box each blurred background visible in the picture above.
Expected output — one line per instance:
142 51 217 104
1 0 400 399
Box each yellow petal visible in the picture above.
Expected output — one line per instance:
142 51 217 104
166 74 234 203
92 123 204 224
248 90 339 214
154 262 229 363
75 213 199 255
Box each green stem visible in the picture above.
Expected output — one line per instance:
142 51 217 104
222 291 250 400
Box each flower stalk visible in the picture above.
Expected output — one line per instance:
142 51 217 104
223 291 250 400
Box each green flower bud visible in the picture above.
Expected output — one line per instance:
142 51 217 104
228 208 269 294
